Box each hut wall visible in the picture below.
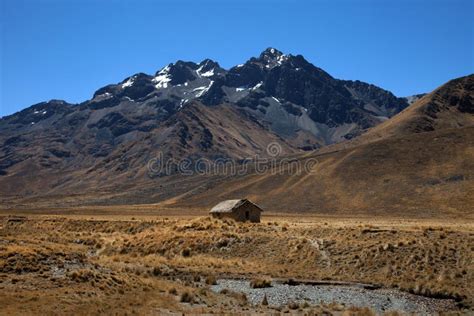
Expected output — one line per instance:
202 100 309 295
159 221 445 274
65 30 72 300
234 205 261 223
210 203 261 223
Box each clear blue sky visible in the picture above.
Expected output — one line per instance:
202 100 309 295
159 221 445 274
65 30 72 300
1 0 473 117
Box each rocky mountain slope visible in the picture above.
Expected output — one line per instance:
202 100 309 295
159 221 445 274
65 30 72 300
0 48 410 199
1 74 470 217
165 75 474 216
84 74 470 216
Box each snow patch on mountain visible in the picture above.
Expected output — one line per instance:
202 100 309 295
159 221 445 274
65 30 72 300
122 76 135 88
277 54 288 64
252 82 263 90
271 97 281 103
153 67 172 89
179 98 190 109
197 65 215 77
195 81 214 97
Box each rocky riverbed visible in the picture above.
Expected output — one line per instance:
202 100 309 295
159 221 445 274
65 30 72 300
211 279 457 314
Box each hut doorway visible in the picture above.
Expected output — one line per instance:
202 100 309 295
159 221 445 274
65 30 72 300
245 211 249 220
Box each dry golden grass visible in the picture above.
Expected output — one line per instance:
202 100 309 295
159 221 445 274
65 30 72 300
0 214 472 314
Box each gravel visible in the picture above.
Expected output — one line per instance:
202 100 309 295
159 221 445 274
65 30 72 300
211 279 457 314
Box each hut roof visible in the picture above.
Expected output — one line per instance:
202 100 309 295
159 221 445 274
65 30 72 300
209 199 263 213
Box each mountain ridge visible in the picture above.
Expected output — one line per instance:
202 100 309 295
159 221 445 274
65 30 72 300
5 49 470 211
0 73 472 216
1 48 409 146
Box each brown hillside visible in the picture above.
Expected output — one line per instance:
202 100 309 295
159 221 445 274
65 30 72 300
168 126 474 217
162 76 474 216
359 74 474 141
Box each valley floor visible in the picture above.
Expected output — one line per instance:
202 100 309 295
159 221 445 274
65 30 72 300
0 211 472 315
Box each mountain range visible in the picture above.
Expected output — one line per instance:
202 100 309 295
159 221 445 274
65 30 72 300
173 74 474 216
0 48 472 215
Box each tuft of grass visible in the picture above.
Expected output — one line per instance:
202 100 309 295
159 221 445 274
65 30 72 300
181 248 191 257
68 269 96 282
342 306 376 316
168 287 177 295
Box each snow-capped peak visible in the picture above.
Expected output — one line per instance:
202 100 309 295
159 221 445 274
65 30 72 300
196 59 220 78
260 47 284 59
257 47 290 69
153 65 172 89
157 65 171 75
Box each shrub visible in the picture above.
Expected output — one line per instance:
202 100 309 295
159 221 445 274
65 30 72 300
288 301 299 310
205 275 217 285
152 267 161 276
180 291 194 303
68 269 95 282
250 278 272 288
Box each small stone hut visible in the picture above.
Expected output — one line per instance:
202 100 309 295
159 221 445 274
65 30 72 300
209 199 263 223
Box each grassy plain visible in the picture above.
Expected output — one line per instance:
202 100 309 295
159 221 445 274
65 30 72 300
0 208 472 315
